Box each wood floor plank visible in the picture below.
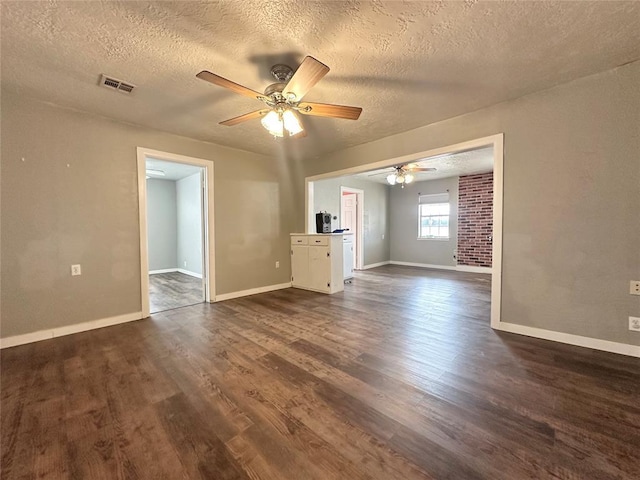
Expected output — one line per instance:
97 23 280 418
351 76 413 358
2 265 639 479
155 393 249 480
172 326 373 480
149 272 203 313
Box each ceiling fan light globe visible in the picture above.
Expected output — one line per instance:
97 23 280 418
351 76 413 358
386 174 396 185
282 109 303 136
397 175 405 184
261 110 284 137
404 174 414 184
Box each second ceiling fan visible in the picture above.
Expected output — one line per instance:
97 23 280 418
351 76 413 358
196 56 362 138
370 164 436 187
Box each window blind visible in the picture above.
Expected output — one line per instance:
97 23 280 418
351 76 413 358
418 193 449 205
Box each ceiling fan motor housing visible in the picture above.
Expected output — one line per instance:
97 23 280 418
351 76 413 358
264 82 287 98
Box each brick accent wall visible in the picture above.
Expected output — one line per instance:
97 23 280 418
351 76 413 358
457 173 493 267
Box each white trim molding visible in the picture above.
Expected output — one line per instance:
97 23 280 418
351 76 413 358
177 269 203 279
364 261 493 276
149 268 179 275
456 265 493 274
361 261 391 270
496 322 640 358
215 282 292 302
149 268 207 278
0 312 144 349
490 134 504 329
390 260 457 271
137 147 216 318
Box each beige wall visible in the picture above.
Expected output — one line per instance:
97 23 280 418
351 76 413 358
1 93 296 338
299 61 640 346
389 177 458 267
3 61 639 346
146 178 178 271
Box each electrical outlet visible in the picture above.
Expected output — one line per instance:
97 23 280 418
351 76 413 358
71 264 81 276
275 261 280 269
630 281 640 295
629 317 640 332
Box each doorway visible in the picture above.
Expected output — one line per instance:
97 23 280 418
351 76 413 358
146 160 204 313
137 148 215 317
305 134 503 328
340 187 364 270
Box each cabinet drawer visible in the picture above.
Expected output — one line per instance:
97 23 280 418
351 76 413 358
291 236 308 245
309 236 329 246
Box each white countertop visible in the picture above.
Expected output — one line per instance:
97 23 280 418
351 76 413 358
290 232 353 236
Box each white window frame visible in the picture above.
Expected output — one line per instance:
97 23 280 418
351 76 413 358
418 193 450 240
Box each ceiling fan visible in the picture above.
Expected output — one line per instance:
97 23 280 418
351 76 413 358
196 56 362 138
369 164 436 187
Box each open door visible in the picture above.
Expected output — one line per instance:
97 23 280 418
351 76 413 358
340 186 364 270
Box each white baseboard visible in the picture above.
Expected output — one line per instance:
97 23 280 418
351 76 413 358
456 265 492 274
389 261 457 271
149 268 178 275
496 322 640 358
361 261 391 270
0 312 144 349
177 269 203 279
215 282 292 302
388 261 492 274
149 268 203 279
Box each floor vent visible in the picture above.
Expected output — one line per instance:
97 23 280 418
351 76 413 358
99 74 136 94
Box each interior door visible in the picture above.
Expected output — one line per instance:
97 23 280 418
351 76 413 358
341 193 357 269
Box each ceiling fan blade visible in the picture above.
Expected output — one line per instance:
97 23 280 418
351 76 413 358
219 109 269 126
283 56 329 101
196 71 264 100
408 167 437 172
298 102 362 120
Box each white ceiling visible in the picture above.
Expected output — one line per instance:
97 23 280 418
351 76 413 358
354 146 493 184
146 158 202 181
2 1 639 161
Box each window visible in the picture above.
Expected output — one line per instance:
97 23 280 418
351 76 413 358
418 193 450 239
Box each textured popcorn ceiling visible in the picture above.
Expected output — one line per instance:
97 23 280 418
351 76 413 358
2 1 639 161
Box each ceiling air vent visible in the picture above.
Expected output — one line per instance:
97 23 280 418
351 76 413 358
99 74 136 94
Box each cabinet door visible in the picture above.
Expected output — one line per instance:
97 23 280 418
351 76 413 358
309 246 331 292
291 245 309 287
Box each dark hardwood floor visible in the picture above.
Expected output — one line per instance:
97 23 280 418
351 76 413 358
2 265 639 479
149 271 203 313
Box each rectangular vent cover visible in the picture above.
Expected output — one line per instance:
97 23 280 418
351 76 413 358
99 74 136 94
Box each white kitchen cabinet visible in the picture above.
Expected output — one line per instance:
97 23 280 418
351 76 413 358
290 234 344 294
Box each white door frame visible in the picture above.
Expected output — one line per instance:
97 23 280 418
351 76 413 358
305 134 503 328
340 186 364 270
136 147 215 318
